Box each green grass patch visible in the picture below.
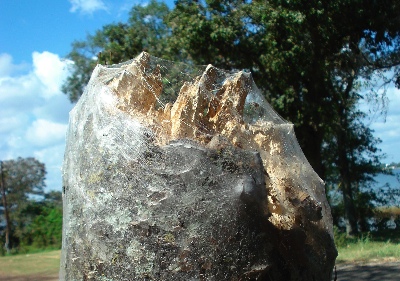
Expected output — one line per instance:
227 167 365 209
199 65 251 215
337 239 400 263
16 245 61 255
335 228 400 264
0 250 60 276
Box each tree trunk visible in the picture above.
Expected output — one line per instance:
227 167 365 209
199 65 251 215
0 161 11 253
341 174 359 236
337 124 359 236
336 74 359 236
297 53 330 180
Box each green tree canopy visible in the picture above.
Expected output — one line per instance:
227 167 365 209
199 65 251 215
168 0 400 176
1 157 46 204
15 191 63 251
62 0 171 102
1 157 46 251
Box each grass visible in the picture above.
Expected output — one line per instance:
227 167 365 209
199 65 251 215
335 228 400 264
0 250 61 276
336 239 400 263
0 228 399 276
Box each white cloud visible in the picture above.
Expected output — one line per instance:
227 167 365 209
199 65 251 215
0 116 25 134
387 87 400 115
33 144 66 190
0 52 74 191
33 51 71 98
0 53 13 76
25 119 67 147
0 74 42 115
33 94 74 123
69 0 108 14
358 72 400 163
367 86 400 163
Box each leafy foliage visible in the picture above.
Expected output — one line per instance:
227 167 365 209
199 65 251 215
62 0 172 103
0 192 62 255
17 201 62 251
1 157 46 249
1 157 45 202
0 158 63 254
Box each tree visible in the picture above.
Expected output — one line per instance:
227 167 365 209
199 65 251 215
62 0 171 102
168 0 400 177
0 161 11 253
0 157 46 251
44 190 62 208
15 191 63 251
26 205 62 249
324 84 385 234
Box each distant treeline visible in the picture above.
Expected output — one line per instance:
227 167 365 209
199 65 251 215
1 158 62 255
385 163 400 169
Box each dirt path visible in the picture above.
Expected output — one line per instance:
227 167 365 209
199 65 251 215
1 261 399 281
0 273 58 281
333 259 400 281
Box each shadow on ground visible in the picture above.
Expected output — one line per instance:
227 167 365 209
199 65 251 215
333 261 400 281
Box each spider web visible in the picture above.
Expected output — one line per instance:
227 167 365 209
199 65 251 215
61 52 335 280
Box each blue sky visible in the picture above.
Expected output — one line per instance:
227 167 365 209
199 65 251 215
0 0 399 192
